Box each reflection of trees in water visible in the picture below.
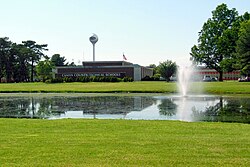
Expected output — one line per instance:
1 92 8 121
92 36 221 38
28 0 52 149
0 97 61 118
36 98 63 117
192 97 250 123
53 96 156 114
1 95 249 122
158 99 177 116
0 97 30 118
0 96 156 118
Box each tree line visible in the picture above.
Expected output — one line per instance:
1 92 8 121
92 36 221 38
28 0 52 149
0 37 47 82
0 37 71 82
190 3 250 81
1 3 249 83
141 3 250 82
0 36 177 83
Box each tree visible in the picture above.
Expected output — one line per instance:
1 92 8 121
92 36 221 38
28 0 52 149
12 43 30 82
0 38 51 82
36 59 55 82
68 61 76 66
51 54 67 66
6 44 17 82
157 60 177 82
148 64 158 75
149 64 156 68
0 37 11 82
235 20 250 76
22 40 48 82
190 3 239 81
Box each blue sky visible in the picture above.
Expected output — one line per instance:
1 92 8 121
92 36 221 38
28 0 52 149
1 0 249 66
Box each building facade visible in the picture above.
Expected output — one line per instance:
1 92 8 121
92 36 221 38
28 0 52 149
53 61 153 81
193 67 241 81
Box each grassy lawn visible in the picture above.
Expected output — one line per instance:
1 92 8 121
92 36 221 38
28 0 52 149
0 82 174 93
0 119 249 166
0 81 249 94
0 81 249 166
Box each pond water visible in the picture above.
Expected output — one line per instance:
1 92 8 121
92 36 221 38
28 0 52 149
0 94 249 123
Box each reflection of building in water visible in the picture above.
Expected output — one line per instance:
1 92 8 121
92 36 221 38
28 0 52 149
0 96 249 123
52 96 156 115
0 96 156 118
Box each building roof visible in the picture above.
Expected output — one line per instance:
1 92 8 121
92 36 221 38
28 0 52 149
82 61 133 67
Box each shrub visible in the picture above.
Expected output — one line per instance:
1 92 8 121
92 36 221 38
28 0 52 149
141 76 153 81
47 76 133 83
152 74 160 81
123 77 133 82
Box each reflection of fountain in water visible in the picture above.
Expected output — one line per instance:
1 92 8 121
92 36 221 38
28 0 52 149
176 66 194 121
176 97 192 121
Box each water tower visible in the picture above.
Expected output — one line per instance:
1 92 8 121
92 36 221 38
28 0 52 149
89 34 98 62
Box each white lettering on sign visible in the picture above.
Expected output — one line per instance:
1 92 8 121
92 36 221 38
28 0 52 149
61 73 122 77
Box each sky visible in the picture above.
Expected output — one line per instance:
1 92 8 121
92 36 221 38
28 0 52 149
1 0 250 67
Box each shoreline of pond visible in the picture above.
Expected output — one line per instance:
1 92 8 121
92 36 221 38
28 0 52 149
0 93 249 123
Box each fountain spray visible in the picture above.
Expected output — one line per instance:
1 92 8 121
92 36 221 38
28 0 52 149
177 66 193 97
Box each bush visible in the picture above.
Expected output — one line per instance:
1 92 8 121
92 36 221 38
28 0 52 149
123 77 133 82
47 78 64 83
141 75 159 81
152 74 160 81
141 76 154 81
46 76 133 83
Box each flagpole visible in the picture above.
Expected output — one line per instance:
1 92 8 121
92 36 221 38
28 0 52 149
123 52 127 61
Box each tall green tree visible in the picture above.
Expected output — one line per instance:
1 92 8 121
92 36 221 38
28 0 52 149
235 20 250 76
0 37 15 82
22 40 48 82
12 43 30 82
190 3 239 81
0 37 11 82
36 59 55 82
6 44 17 82
220 12 250 73
51 54 67 66
157 60 177 82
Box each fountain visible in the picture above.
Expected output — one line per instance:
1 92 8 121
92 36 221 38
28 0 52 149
177 66 193 96
176 66 194 121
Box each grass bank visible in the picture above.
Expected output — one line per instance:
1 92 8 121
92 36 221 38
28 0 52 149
0 119 249 166
0 81 249 94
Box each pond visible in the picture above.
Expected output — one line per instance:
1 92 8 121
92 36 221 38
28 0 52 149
0 94 249 123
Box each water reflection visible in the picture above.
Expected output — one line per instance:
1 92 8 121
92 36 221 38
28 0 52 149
158 98 177 116
0 95 156 119
0 94 249 123
192 97 250 123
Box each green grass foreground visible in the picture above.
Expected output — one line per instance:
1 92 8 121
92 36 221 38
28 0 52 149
0 119 249 166
0 81 249 94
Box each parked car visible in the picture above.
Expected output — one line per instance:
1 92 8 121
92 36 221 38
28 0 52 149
211 77 218 81
203 75 211 82
170 76 177 82
238 76 250 82
159 77 165 81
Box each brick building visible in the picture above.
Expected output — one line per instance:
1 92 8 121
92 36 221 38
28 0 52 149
193 66 241 81
53 61 153 81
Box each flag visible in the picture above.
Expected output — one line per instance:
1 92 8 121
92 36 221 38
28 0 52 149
123 54 127 61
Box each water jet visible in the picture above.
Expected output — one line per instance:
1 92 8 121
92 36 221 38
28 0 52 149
177 66 193 97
